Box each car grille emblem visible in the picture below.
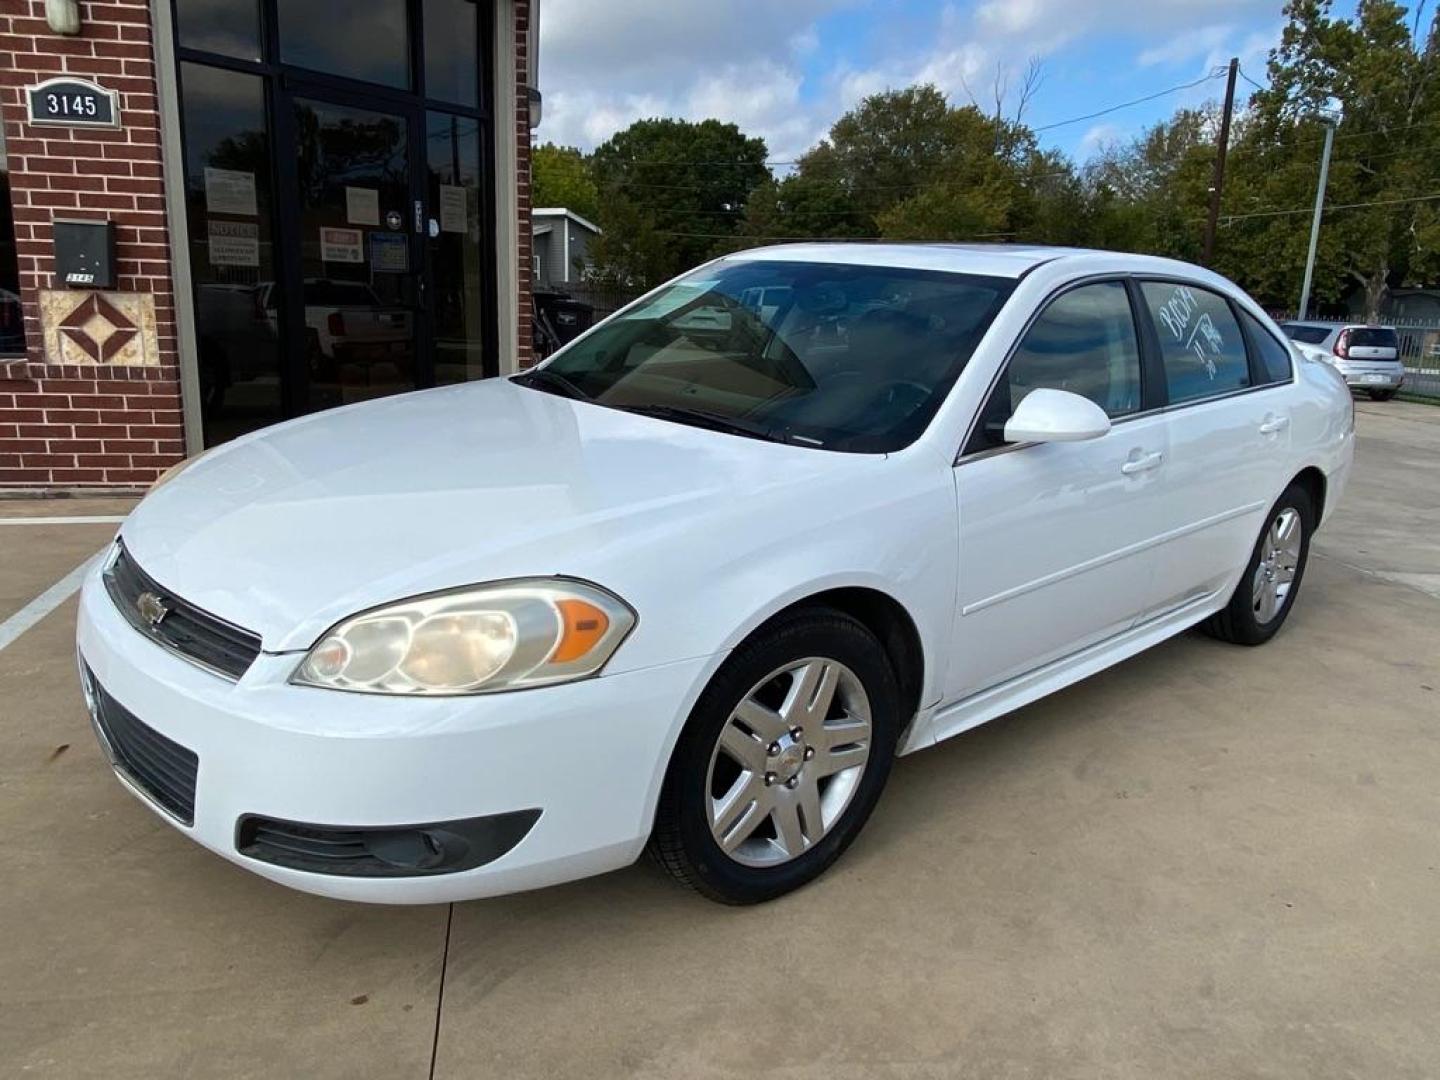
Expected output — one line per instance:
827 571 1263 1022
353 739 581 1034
136 591 170 628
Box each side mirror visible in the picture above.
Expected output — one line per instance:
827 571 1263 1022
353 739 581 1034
1003 388 1111 444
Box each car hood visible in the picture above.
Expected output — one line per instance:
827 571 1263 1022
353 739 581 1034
120 378 870 652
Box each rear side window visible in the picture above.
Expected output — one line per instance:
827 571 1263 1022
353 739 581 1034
1346 327 1398 349
1242 312 1293 384
1281 324 1332 345
1140 282 1250 404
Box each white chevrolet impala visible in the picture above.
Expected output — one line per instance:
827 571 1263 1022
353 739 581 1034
77 245 1354 905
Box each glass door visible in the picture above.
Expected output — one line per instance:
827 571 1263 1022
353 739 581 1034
278 88 427 412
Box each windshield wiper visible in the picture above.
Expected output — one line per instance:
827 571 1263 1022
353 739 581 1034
620 404 788 444
511 367 591 401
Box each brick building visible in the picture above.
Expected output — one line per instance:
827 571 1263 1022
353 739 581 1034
0 0 537 489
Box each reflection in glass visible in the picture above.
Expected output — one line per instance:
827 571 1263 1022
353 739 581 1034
428 111 487 384
0 126 24 356
178 63 282 445
175 0 261 61
294 98 418 411
424 0 479 106
280 0 409 88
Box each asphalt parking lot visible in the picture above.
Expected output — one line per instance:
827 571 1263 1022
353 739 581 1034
2 401 1437 1079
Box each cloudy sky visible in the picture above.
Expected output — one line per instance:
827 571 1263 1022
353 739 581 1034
537 0 1361 165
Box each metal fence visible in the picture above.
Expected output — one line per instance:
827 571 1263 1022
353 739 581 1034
1385 321 1440 399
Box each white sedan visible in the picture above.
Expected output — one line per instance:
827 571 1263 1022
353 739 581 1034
76 245 1354 905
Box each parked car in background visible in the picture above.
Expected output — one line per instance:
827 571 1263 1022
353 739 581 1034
77 245 1354 907
1279 320 1405 400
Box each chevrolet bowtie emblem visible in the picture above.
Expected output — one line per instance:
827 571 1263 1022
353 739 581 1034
136 591 169 627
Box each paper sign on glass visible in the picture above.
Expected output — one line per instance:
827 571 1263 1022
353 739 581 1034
439 185 468 234
208 220 260 268
204 167 257 217
320 227 365 264
346 187 380 227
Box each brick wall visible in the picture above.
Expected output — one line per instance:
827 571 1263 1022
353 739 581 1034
0 0 182 489
514 0 534 368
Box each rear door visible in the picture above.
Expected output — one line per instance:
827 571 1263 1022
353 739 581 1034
1136 281 1294 612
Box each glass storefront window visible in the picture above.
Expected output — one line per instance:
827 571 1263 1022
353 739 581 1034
427 111 486 383
175 0 262 61
280 0 410 89
424 0 479 107
0 127 24 356
293 97 419 412
177 62 283 444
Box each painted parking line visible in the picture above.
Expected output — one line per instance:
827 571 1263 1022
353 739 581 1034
0 516 127 526
0 550 106 654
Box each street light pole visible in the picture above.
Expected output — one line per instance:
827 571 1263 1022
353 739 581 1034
1298 121 1335 321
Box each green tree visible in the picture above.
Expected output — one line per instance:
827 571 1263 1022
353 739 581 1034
531 143 600 222
589 118 769 287
1232 0 1440 316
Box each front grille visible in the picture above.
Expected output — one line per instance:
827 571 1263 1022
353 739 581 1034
104 543 262 680
87 669 198 826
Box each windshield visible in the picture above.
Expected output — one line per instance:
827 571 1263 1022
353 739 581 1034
1347 327 1398 349
515 260 1014 452
1280 324 1331 345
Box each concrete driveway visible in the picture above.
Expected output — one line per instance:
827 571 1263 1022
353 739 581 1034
2 402 1437 1079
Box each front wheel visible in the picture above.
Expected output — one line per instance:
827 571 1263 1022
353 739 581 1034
649 609 900 904
1202 483 1315 646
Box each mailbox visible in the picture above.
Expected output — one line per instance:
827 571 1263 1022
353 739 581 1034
53 219 117 289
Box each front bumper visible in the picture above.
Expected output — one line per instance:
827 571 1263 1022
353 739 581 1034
76 558 712 903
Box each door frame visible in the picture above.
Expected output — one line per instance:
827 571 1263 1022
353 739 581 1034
273 79 433 411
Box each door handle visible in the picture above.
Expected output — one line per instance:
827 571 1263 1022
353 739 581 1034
1259 415 1290 435
1121 450 1164 476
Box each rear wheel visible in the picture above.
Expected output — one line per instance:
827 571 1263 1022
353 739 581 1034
649 609 899 904
1202 483 1314 646
1368 389 1397 401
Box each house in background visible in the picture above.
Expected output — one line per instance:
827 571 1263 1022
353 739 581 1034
532 208 600 288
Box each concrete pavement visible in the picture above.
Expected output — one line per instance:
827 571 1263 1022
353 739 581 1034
1 402 1437 1078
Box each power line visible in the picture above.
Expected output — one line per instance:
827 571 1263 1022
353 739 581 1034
1218 190 1440 225
1031 69 1228 133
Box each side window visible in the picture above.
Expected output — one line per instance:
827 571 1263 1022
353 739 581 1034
972 281 1142 450
1140 282 1250 404
1242 311 1294 384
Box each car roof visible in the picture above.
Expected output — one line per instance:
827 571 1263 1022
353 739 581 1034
718 242 1227 283
1281 320 1396 331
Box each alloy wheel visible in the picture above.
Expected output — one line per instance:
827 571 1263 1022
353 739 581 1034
705 657 872 867
1252 507 1303 625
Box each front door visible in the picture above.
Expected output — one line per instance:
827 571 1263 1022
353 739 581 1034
278 89 426 413
944 280 1172 704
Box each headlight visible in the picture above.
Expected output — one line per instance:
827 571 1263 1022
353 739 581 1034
291 579 635 695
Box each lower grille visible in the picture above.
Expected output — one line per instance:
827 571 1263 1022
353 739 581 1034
236 810 541 877
87 668 198 826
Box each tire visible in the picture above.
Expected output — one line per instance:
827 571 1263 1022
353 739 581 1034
648 608 900 904
1201 482 1315 646
1368 389 1397 401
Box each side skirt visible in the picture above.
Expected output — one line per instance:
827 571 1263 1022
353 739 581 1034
901 590 1224 754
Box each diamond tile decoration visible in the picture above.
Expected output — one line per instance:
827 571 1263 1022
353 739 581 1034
40 290 159 366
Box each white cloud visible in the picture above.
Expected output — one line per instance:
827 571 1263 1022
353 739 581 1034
535 0 1283 163
1079 122 1123 154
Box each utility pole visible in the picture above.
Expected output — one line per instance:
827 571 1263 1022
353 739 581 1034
1202 57 1239 266
1298 121 1335 321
